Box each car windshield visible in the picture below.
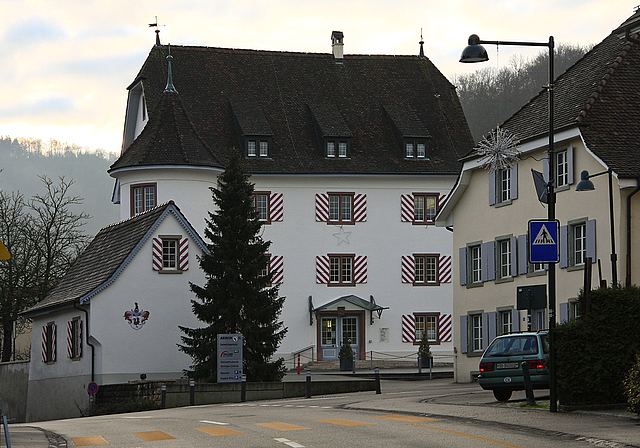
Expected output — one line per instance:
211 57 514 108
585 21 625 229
484 335 539 357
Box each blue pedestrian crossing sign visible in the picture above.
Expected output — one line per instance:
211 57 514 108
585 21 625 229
528 220 559 263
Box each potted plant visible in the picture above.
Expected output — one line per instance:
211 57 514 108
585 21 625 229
339 339 354 371
418 335 433 368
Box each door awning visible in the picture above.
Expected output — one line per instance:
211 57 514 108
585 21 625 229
309 294 388 325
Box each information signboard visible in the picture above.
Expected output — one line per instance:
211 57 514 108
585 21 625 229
217 334 243 383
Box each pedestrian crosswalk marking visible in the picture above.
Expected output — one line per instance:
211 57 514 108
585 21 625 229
134 430 176 441
71 435 109 446
256 422 310 431
275 438 306 447
315 418 376 427
412 424 527 448
375 414 441 422
196 426 244 436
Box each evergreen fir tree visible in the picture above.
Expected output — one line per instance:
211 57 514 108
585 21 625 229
179 157 287 382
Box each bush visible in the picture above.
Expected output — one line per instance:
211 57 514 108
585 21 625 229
91 399 160 416
555 285 640 406
623 353 640 415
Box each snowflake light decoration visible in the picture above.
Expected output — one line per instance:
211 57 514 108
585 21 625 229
474 126 521 172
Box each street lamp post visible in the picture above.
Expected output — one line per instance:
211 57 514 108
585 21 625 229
575 169 618 286
460 34 558 412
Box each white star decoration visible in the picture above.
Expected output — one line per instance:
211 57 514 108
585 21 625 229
474 126 521 173
333 226 351 245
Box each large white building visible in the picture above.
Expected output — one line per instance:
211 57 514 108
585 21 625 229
22 32 474 420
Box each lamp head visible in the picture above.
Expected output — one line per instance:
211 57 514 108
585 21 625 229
575 170 595 191
460 34 489 63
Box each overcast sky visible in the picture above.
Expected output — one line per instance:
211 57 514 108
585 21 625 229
0 0 637 155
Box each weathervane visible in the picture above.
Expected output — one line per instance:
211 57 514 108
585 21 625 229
474 125 521 172
149 16 165 46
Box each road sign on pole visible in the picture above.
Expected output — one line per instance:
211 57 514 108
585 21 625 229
528 220 559 263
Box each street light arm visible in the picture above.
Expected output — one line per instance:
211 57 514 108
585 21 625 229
476 39 553 49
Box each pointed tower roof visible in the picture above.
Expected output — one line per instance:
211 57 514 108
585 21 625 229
110 54 223 172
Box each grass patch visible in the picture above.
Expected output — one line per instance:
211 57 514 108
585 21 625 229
515 402 549 409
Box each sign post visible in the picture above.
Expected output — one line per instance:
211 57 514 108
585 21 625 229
217 334 243 383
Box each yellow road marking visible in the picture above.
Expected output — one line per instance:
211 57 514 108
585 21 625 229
256 422 310 431
196 426 244 436
134 430 176 441
315 418 376 427
375 414 441 422
71 435 109 446
412 424 529 448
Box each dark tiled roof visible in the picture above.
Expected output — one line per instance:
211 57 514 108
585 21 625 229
111 90 224 170
111 45 474 175
22 202 201 315
500 13 640 178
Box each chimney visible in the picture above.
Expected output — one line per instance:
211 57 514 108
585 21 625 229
331 31 344 61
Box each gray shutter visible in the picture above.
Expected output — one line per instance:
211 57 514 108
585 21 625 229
510 164 518 199
482 241 495 282
460 315 468 354
559 225 568 269
459 247 467 286
511 236 518 277
482 312 490 350
586 219 597 261
488 311 497 343
559 303 569 324
518 234 528 275
489 170 496 206
567 146 574 185
512 309 520 332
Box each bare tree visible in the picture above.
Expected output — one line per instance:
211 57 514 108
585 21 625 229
0 176 89 361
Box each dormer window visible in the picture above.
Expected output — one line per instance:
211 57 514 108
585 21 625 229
326 140 349 158
246 138 271 158
385 105 431 160
230 100 274 159
405 140 428 159
309 103 353 159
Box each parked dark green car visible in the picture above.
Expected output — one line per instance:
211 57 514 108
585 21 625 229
478 331 549 401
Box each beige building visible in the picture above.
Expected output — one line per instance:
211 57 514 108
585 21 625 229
437 11 640 382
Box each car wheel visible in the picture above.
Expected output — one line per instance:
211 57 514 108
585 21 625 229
493 389 512 401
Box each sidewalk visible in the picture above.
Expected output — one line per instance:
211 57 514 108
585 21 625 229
2 425 64 448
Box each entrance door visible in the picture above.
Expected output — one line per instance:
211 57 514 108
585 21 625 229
320 315 359 360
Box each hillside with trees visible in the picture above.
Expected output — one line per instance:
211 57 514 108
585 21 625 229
0 136 119 237
453 44 592 142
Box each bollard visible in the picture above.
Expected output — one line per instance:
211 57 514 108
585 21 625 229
297 354 301 374
418 353 422 374
375 367 381 394
241 374 247 402
161 384 167 409
521 362 536 405
189 379 195 406
306 369 312 398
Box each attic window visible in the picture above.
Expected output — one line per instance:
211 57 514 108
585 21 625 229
247 139 271 158
230 101 274 159
385 105 431 160
309 103 353 159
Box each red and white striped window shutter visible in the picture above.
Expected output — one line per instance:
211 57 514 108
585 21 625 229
67 319 82 359
402 314 452 343
42 323 56 363
439 314 453 342
315 193 366 222
270 193 284 222
270 255 284 284
315 255 368 284
401 255 452 284
152 237 189 271
400 194 447 222
402 314 416 342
